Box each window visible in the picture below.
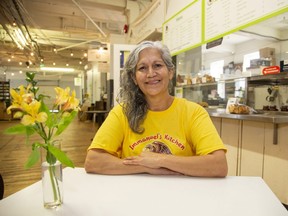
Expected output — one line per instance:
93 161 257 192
210 60 224 79
243 51 259 72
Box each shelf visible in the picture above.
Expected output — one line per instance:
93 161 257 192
179 82 218 88
0 81 10 102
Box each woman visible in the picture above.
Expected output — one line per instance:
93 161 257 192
85 41 227 177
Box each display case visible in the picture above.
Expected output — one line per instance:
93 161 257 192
177 78 247 108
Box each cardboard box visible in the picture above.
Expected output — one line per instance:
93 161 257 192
270 58 276 66
259 47 275 59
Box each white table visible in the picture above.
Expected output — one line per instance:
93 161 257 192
0 168 287 216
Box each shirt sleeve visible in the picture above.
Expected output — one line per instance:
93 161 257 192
88 105 126 158
188 104 227 156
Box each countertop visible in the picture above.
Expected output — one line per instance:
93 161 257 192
206 108 288 124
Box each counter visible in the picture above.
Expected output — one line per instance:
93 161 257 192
206 108 288 144
206 108 288 205
206 108 288 124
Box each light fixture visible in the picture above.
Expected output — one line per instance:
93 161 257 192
14 28 27 47
19 62 22 65
70 51 74 56
40 67 75 72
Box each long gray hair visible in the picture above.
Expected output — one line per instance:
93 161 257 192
118 41 175 134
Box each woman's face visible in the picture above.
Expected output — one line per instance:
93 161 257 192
134 48 173 99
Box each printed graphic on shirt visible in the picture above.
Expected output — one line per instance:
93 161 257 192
129 133 185 155
143 141 172 154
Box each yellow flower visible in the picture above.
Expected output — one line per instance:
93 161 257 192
7 104 22 114
55 87 70 106
61 90 80 111
10 88 23 105
7 85 33 114
21 101 48 125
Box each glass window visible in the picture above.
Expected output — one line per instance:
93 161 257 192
210 60 224 79
243 51 260 71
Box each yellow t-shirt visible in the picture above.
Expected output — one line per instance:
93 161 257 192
88 98 226 158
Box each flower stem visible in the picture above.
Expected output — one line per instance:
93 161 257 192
48 162 62 203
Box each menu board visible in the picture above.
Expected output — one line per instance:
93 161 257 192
163 0 288 55
163 0 202 56
205 0 288 42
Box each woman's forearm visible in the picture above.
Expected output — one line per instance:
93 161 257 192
159 150 228 177
84 149 178 175
123 150 228 177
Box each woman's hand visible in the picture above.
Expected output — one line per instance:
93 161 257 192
123 152 180 175
123 151 165 169
123 150 228 177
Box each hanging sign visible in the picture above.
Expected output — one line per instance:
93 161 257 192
206 37 223 49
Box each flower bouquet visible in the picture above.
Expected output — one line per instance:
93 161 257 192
4 72 80 208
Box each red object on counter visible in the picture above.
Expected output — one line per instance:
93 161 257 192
262 66 280 75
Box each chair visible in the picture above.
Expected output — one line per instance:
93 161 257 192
94 101 107 125
95 101 105 111
0 174 4 200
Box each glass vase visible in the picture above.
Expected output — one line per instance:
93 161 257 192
42 159 63 208
41 140 63 209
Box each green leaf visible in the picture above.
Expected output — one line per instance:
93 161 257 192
25 125 36 136
25 147 40 169
48 145 74 168
39 100 50 113
4 124 28 135
55 111 77 136
46 150 57 164
26 71 35 78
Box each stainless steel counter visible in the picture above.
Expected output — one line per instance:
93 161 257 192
206 109 288 124
206 108 288 144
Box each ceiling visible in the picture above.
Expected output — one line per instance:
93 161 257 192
0 1 287 79
0 0 153 77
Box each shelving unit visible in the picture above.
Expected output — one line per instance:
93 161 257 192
0 80 11 120
0 81 10 102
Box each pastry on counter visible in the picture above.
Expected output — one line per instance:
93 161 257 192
228 104 250 114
